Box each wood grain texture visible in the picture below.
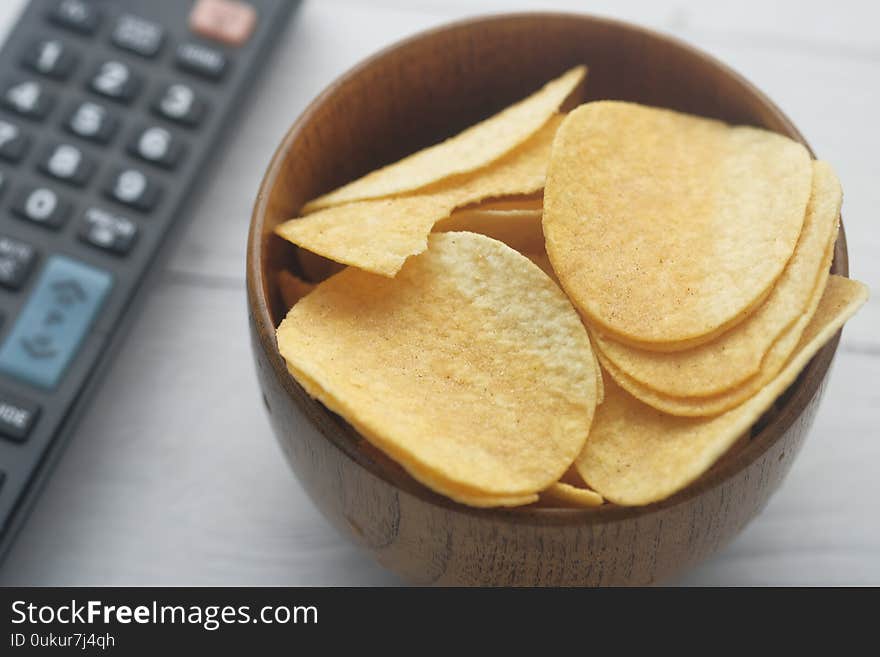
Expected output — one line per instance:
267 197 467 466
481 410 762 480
248 12 849 585
1 0 877 587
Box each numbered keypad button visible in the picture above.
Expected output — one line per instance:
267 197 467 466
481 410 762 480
79 207 138 255
175 42 227 80
0 235 37 290
49 0 102 36
88 60 141 103
65 101 117 144
1 80 54 120
128 126 183 169
38 143 94 186
0 120 30 163
21 39 78 80
103 167 160 212
111 14 165 58
11 185 71 229
152 83 206 127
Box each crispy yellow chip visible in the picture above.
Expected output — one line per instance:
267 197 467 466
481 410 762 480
277 270 315 309
434 205 608 411
276 232 598 505
302 67 586 212
540 482 604 508
432 206 603 406
595 161 841 397
598 243 836 417
435 208 544 254
275 116 562 276
437 205 558 279
544 101 812 350
353 438 540 507
577 275 868 506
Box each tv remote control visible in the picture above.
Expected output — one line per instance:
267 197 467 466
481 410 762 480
0 0 299 559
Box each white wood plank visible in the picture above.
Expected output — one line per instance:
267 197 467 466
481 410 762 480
0 0 877 586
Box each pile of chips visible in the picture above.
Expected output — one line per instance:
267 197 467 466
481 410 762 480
273 67 868 508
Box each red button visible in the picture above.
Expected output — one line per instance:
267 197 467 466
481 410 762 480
189 0 257 47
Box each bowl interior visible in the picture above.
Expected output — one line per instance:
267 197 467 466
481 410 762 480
249 13 847 518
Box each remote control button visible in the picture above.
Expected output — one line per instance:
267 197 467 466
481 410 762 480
1 80 55 120
0 255 112 390
65 101 117 144
0 391 40 442
103 167 160 212
175 42 228 80
152 83 206 127
38 143 94 186
0 235 37 290
49 0 101 35
12 185 71 229
111 14 165 58
0 120 30 163
128 126 183 169
21 39 78 80
79 207 138 255
190 0 257 47
88 60 141 103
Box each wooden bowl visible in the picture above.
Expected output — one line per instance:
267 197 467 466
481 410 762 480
247 13 848 586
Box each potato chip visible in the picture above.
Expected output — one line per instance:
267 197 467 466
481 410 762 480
435 208 544 253
594 161 841 397
302 67 586 212
436 206 557 279
598 248 836 417
540 482 603 508
275 116 562 276
576 275 868 506
353 437 540 507
432 205 604 405
277 269 315 309
276 232 598 504
544 101 812 350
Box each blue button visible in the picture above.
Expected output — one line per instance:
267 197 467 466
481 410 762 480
0 255 112 389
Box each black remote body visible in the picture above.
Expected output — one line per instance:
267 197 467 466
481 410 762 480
0 0 299 561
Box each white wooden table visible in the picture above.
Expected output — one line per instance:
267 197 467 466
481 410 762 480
0 0 877 586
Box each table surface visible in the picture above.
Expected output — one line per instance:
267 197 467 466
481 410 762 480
0 0 877 587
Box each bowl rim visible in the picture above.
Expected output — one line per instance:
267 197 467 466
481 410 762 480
247 11 849 526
